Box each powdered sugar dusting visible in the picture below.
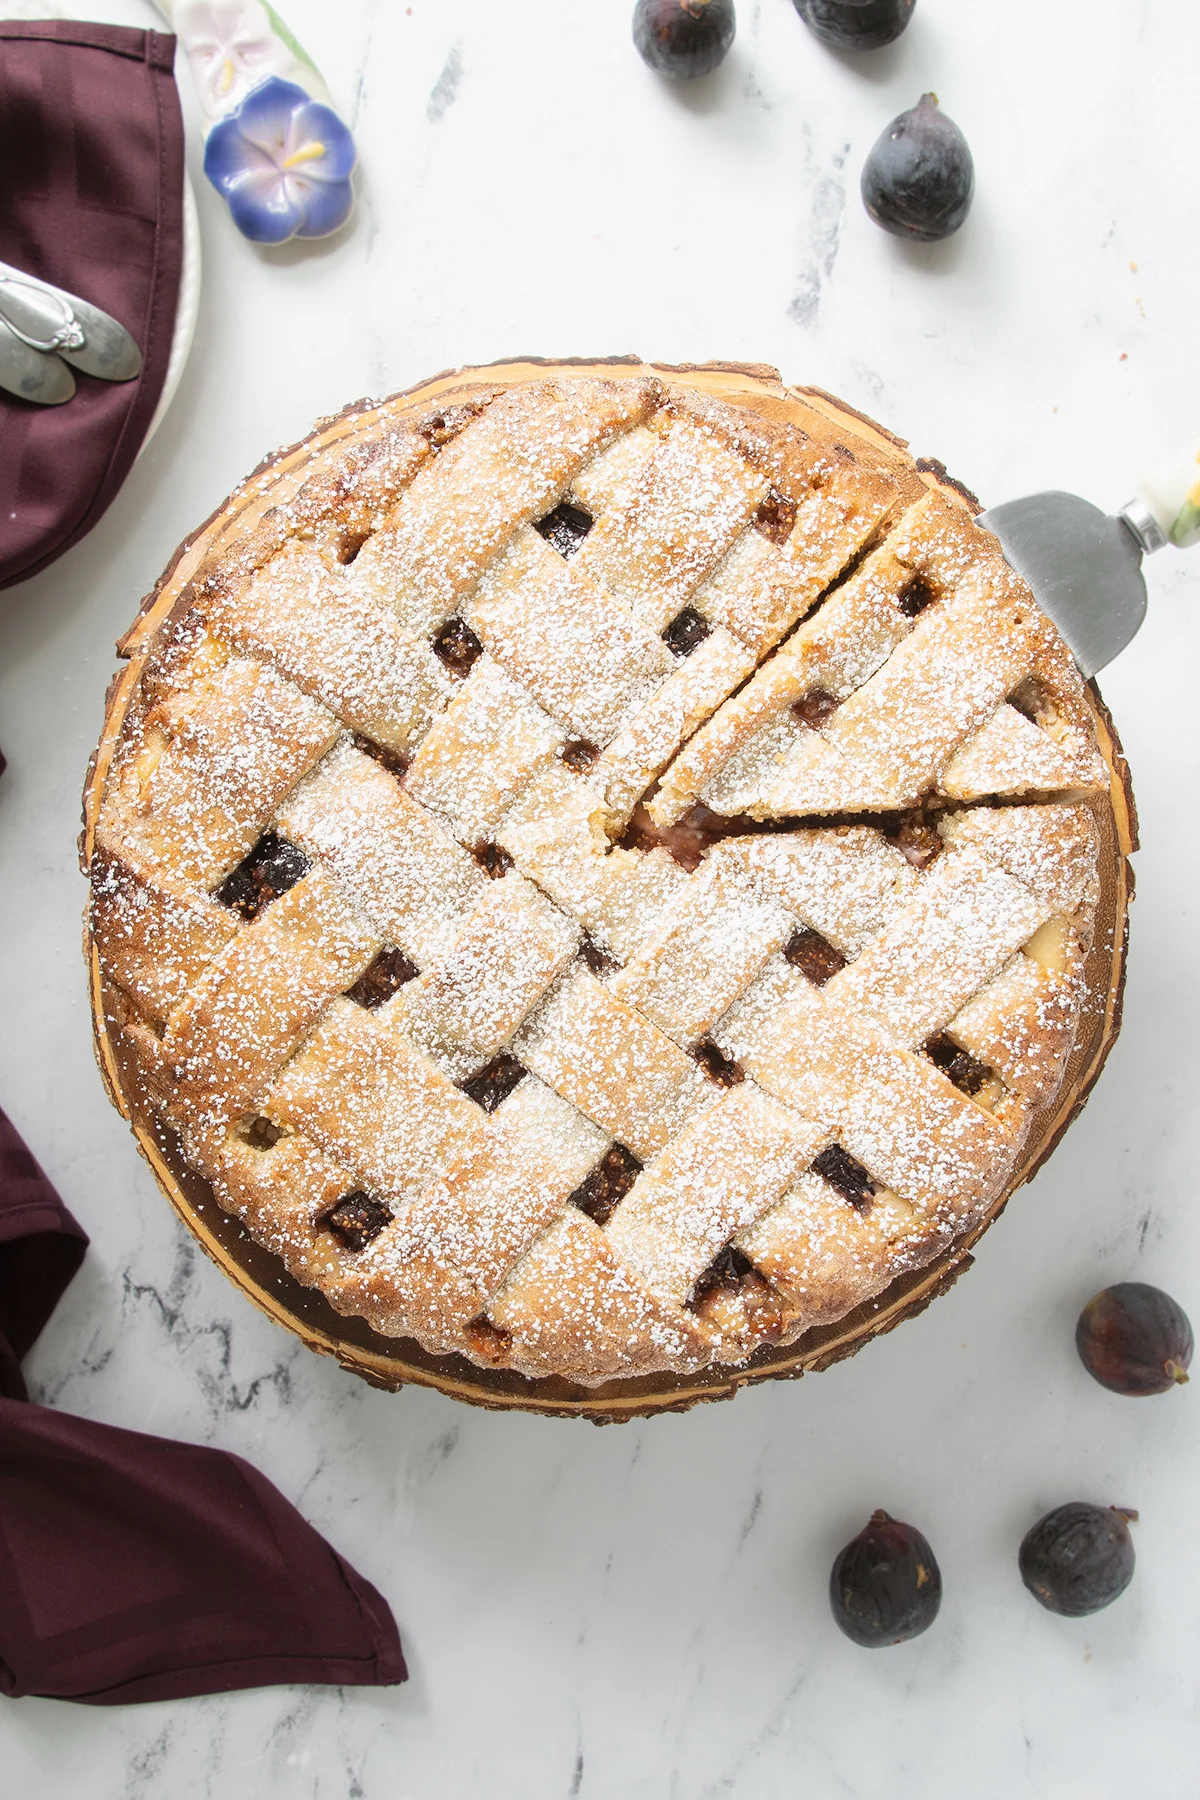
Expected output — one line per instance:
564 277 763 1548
90 372 1110 1385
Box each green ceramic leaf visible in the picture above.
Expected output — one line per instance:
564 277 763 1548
1170 496 1200 547
262 2 317 71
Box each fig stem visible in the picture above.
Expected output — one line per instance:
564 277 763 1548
1166 1359 1190 1384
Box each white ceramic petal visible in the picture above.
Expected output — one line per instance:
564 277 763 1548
171 0 301 124
156 0 336 126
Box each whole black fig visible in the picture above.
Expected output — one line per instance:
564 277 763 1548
1019 1503 1137 1617
830 1509 942 1647
793 0 915 51
1076 1282 1193 1396
633 0 736 79
861 93 974 243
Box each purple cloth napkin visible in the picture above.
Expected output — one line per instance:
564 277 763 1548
0 21 185 589
0 1107 407 1704
0 1110 87 1404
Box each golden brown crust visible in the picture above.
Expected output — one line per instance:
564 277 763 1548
85 362 1124 1396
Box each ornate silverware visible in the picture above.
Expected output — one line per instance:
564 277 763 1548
0 259 142 405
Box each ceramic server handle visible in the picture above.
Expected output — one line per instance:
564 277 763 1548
155 0 357 245
1122 440 1200 553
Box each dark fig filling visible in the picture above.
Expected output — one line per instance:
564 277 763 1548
754 488 799 548
693 1038 745 1088
533 500 594 559
785 927 846 987
217 833 309 921
325 1190 394 1251
347 947 419 1009
433 616 484 677
925 1033 992 1097
662 605 713 659
568 1144 642 1226
458 1053 527 1113
813 1143 877 1213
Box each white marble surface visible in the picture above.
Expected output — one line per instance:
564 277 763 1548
2 1 1199 1793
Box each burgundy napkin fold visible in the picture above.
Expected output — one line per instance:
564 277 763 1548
0 1108 87 1403
0 1404 407 1704
0 21 185 590
0 1107 407 1703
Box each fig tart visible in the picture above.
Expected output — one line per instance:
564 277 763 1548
83 360 1133 1410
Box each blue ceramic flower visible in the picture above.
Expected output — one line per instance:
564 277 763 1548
203 76 356 244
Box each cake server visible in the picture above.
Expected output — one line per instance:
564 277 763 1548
977 440 1200 677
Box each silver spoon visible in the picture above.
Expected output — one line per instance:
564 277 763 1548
0 316 75 405
0 259 142 402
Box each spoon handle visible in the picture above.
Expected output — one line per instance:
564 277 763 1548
1123 439 1200 552
0 274 84 355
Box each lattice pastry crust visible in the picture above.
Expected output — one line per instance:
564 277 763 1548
89 368 1111 1386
